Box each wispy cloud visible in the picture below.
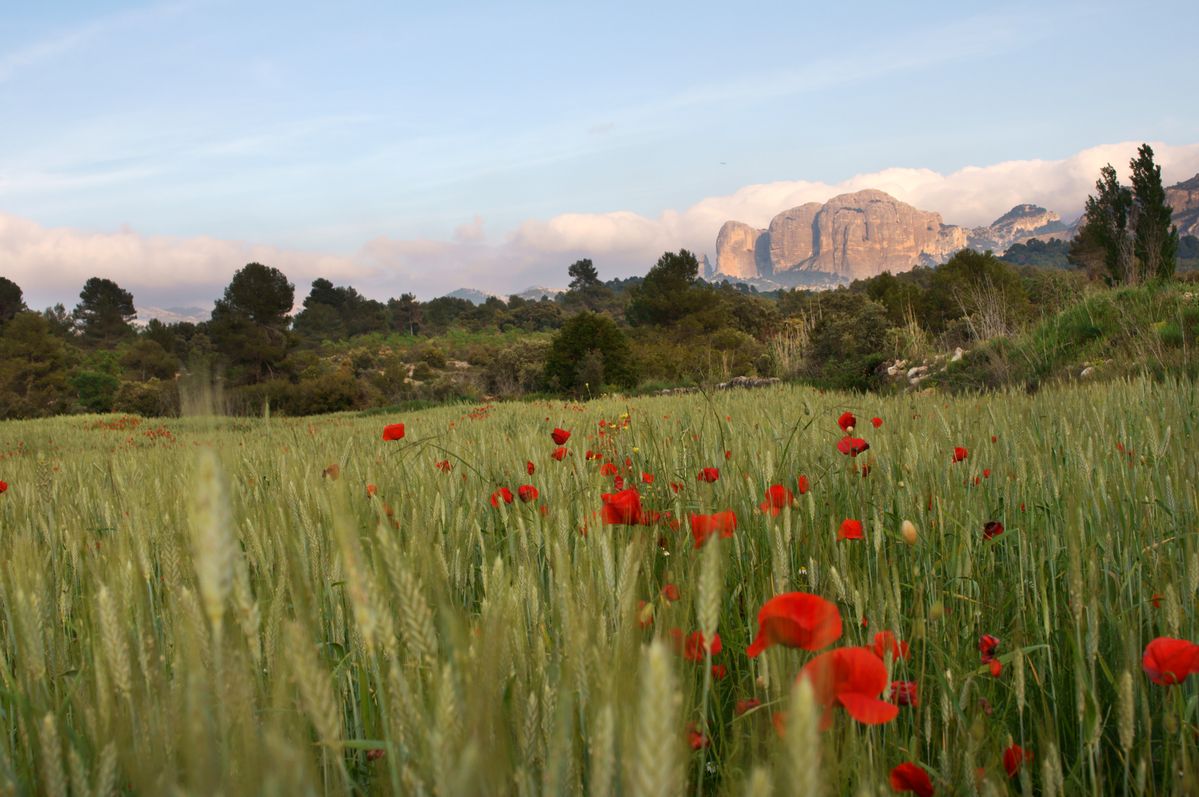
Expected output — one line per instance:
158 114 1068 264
6 140 1199 310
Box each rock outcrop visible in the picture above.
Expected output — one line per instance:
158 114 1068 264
1168 174 1199 237
716 189 973 282
715 221 770 279
969 204 1067 250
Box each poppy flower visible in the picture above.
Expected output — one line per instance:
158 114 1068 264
435 459 452 472
517 485 539 503
982 468 991 478
641 472 655 484
711 664 728 680
871 417 883 428
797 474 810 494
661 583 680 602
598 462 618 477
838 411 857 432
1142 637 1199 685
979 634 1002 676
600 488 643 525
669 482 683 494
983 520 1004 540
1151 593 1163 609
735 698 761 716
526 460 535 475
322 464 340 480
697 467 720 483
889 762 934 796
683 631 722 662
686 722 710 750
551 428 571 445
0 480 7 493
837 438 869 457
367 748 386 762
746 592 842 657
838 519 864 541
551 446 568 461
489 487 513 507
952 447 968 463
800 646 900 729
382 423 406 441
759 484 795 516
872 631 910 662
1003 744 1033 778
585 450 599 460
690 511 737 548
890 681 919 707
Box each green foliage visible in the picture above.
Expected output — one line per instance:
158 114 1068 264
626 249 708 326
801 289 890 391
0 276 25 325
567 258 600 289
544 312 635 393
1000 237 1071 268
1130 143 1179 280
209 263 296 383
71 370 120 413
73 277 136 346
112 378 179 416
120 338 179 380
0 311 72 418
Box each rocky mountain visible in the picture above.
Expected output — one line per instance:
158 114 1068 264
713 191 1079 283
968 204 1068 250
1168 173 1199 237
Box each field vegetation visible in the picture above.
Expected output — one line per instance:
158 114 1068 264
0 376 1197 794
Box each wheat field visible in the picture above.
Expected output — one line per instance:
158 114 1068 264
0 377 1196 796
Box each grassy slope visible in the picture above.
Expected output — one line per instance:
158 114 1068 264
0 377 1197 794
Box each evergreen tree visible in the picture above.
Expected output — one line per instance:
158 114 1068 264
209 263 295 382
73 277 136 345
0 276 25 325
1129 144 1179 281
567 258 600 290
626 249 709 326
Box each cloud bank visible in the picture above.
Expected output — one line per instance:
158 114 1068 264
5 140 1199 311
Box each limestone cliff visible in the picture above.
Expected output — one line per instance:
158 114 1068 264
714 221 770 279
1168 174 1199 237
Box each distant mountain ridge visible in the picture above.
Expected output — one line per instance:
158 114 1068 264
714 191 1073 286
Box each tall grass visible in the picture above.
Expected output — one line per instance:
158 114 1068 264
0 376 1196 794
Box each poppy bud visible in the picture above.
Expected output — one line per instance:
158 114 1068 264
901 520 918 544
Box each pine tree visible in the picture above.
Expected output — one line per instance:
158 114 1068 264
1129 144 1179 281
1071 165 1134 284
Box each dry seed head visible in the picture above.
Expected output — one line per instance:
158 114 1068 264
189 449 235 638
630 640 680 797
588 704 615 797
1118 670 1135 753
698 536 722 640
97 586 131 698
784 675 823 797
901 520 918 544
37 714 66 797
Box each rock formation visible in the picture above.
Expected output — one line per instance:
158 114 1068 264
969 204 1067 250
716 189 973 282
1168 174 1199 237
715 221 770 279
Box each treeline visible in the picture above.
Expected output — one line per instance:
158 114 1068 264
1 145 1194 419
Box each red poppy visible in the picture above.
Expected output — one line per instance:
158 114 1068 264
365 483 378 497
983 520 1004 540
669 482 683 494
746 592 842 657
952 447 969 463
1151 593 1163 609
489 487 513 507
683 631 722 662
759 484 795 516
517 484 539 503
838 519 864 540
711 664 728 680
872 631 910 662
979 634 1002 675
991 435 998 443
598 463 617 478
801 646 900 729
600 488 643 525
735 698 761 716
1003 744 1033 778
1142 637 1199 685
526 460 535 475
982 468 991 478
551 446 568 461
871 417 883 428
382 423 406 441
613 475 625 491
585 450 599 460
889 762 934 796
686 722 710 750
551 428 571 445
690 511 737 548
797 474 810 494
837 438 870 457
697 467 720 483
367 748 386 762
641 472 655 484
661 583 680 602
838 411 857 432
435 459 452 472
890 681 919 707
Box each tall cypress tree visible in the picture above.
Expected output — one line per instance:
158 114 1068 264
1129 144 1179 281
1071 165 1134 284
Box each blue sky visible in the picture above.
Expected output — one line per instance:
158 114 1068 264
2 0 1198 309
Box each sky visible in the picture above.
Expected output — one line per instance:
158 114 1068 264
2 0 1198 313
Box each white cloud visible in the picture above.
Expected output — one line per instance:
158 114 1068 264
5 140 1199 310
